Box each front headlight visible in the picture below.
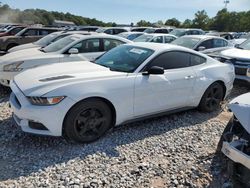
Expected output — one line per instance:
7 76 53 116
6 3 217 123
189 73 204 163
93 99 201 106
27 96 66 106
247 68 250 77
3 61 24 72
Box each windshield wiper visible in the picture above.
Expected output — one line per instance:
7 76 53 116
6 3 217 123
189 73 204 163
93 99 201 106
109 67 127 72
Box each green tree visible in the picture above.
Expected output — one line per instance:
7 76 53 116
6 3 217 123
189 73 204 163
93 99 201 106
165 18 180 27
136 20 152 27
181 19 193 28
192 10 210 30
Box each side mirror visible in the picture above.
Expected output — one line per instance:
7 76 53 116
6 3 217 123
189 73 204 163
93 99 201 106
198 46 206 51
68 48 79 54
143 66 164 75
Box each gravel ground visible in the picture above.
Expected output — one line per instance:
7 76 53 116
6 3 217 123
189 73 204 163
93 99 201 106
0 84 249 188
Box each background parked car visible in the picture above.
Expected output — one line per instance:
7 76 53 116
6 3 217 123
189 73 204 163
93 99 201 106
8 30 98 53
0 26 26 37
96 27 128 35
171 35 233 54
211 38 250 84
0 34 132 86
130 27 150 32
118 32 144 41
170 28 205 37
144 27 173 34
133 33 177 43
0 27 60 52
77 26 100 32
9 42 235 143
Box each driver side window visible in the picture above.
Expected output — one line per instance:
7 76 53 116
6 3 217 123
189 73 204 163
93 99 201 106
151 36 163 43
72 39 100 53
22 29 39 36
147 51 190 70
197 39 213 49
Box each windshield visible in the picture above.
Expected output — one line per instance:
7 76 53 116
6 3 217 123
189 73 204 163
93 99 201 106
238 39 250 50
95 45 154 73
96 28 105 33
43 35 79 53
144 28 155 33
34 33 59 46
133 34 153 42
170 29 186 37
171 37 201 49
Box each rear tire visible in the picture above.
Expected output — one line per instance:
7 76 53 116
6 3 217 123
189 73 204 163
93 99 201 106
64 99 113 143
198 82 224 112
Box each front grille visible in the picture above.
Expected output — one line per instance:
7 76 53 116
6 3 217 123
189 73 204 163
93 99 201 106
235 67 247 76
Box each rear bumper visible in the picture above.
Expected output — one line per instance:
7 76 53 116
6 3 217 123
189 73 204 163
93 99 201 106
222 141 250 169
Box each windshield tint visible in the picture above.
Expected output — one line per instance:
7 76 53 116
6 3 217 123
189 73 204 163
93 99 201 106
171 37 201 49
170 29 186 37
133 34 153 42
239 39 250 50
43 35 79 53
34 33 58 46
95 45 154 73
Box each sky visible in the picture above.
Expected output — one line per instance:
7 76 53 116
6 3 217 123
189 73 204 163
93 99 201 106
1 0 250 24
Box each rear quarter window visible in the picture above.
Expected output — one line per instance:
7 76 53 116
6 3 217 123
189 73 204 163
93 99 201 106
190 54 206 66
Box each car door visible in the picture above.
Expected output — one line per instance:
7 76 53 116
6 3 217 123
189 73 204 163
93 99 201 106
134 51 196 117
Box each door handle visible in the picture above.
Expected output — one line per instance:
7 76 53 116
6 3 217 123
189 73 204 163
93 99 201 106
185 75 194 80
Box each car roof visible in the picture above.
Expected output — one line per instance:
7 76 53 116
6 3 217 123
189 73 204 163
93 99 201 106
124 42 199 53
67 33 132 42
179 35 225 40
143 33 177 37
120 31 144 34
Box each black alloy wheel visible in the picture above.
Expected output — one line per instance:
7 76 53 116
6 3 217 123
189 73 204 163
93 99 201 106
64 99 113 143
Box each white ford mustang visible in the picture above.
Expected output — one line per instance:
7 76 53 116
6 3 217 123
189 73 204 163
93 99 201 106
10 43 235 143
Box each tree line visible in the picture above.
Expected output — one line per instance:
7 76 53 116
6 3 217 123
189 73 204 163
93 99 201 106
0 3 250 32
137 9 250 32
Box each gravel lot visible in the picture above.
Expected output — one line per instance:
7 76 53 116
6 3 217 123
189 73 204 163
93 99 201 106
0 83 249 188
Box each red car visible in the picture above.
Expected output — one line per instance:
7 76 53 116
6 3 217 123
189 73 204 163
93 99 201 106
0 26 26 37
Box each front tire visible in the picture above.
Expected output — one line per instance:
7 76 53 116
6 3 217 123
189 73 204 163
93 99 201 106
198 82 224 112
64 99 113 143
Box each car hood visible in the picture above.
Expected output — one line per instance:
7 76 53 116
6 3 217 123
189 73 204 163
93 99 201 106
8 43 40 53
221 48 250 60
0 48 58 66
229 93 250 134
14 61 127 96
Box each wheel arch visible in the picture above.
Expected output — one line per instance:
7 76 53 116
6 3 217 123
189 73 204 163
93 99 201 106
62 96 117 136
214 80 227 99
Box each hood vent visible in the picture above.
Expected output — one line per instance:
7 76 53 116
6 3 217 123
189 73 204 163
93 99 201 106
39 75 74 82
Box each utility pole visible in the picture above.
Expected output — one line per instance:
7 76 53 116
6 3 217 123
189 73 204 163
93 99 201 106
224 0 230 9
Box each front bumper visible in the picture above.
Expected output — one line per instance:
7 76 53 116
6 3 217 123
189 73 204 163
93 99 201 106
0 71 17 87
9 81 76 136
222 141 250 170
234 64 250 83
